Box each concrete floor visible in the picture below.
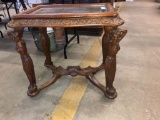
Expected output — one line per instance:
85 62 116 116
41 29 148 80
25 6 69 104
0 0 160 120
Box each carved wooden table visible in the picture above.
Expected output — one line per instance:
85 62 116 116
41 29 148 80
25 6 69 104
7 3 127 99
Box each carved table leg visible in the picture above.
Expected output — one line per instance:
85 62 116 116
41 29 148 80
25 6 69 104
8 28 38 96
39 27 53 66
102 27 127 99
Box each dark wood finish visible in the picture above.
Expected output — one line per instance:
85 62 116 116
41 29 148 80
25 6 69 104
39 27 53 66
7 28 37 95
7 3 127 99
102 27 127 98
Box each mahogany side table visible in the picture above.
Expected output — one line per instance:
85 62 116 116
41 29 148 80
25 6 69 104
7 3 127 99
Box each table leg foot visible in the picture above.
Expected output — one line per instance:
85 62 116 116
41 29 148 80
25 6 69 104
44 61 53 67
28 74 61 97
87 74 117 99
104 87 117 99
27 88 40 97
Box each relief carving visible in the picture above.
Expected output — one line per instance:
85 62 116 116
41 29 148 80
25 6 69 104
8 28 37 95
8 16 124 28
102 27 127 98
7 11 127 99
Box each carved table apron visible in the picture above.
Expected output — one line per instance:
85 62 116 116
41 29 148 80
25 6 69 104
7 3 127 99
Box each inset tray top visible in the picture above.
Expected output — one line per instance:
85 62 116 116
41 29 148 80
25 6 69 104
12 3 118 19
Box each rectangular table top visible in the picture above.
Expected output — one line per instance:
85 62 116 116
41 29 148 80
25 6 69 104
8 3 125 28
12 3 117 19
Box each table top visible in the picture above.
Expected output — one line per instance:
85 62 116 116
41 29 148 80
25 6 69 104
8 3 125 28
12 3 118 19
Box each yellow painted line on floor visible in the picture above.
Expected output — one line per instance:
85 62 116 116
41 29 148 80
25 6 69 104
51 35 103 120
50 2 124 119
